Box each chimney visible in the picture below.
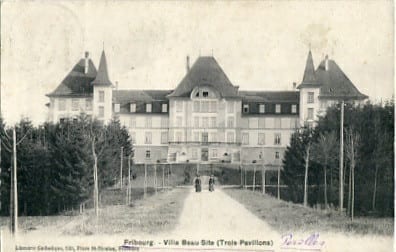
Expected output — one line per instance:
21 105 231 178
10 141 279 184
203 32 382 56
293 82 297 89
325 55 329 71
186 55 190 73
84 51 89 74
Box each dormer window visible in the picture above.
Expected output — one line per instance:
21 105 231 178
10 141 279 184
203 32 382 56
275 104 281 114
146 103 152 113
130 103 136 113
243 104 249 113
259 104 265 113
162 103 168 113
291 104 297 114
203 91 209 97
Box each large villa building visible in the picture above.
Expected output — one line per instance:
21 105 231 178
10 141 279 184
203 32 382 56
46 50 367 166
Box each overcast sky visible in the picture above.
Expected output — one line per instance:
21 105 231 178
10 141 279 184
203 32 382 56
1 0 394 125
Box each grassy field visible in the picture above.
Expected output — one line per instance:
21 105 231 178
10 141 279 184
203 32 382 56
61 188 188 235
0 188 189 236
224 188 394 236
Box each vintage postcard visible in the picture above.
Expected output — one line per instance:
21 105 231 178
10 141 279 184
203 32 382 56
0 0 394 251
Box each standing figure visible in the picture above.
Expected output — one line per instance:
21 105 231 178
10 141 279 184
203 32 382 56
209 174 215 192
194 174 202 192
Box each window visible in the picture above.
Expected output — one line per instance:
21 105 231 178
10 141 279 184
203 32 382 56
194 117 199 128
130 132 136 144
202 117 209 128
192 148 198 159
85 99 92 111
114 103 120 113
203 91 209 97
201 101 209 112
59 118 65 124
176 131 182 142
308 92 314 103
227 116 234 128
212 149 218 158
161 132 168 144
176 116 183 127
202 132 208 143
242 133 249 145
99 91 105 102
258 133 265 145
72 99 79 111
209 101 217 113
58 99 66 111
258 118 265 128
194 132 199 142
274 118 281 128
210 132 217 142
130 103 136 113
162 103 168 113
308 108 314 120
275 104 281 114
146 150 151 159
291 104 297 114
176 100 183 112
290 118 299 129
259 104 265 113
275 152 280 159
249 118 256 129
227 132 234 143
146 103 152 113
243 104 249 113
193 101 200 112
145 132 152 144
227 102 234 113
145 117 152 128
161 118 168 128
274 133 281 145
98 106 104 118
210 117 217 128
129 117 136 128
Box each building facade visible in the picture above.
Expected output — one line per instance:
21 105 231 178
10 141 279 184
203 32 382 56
47 50 367 166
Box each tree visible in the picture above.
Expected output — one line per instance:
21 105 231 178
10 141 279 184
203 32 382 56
345 128 360 221
312 131 338 209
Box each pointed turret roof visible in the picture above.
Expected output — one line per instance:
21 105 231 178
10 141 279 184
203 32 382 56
297 50 320 88
167 56 239 98
91 50 112 86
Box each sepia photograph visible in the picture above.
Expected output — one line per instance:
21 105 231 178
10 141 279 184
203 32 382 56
0 0 394 251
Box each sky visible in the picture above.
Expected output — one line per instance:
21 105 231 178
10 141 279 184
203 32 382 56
1 0 394 125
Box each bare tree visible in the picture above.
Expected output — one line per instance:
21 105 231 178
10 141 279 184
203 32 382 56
345 128 360 221
313 131 337 209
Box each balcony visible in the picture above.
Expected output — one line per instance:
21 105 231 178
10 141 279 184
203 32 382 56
168 141 242 146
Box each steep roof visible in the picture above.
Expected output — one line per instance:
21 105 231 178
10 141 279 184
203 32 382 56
167 56 239 98
316 59 368 100
47 58 97 97
91 50 112 86
240 91 299 103
297 50 320 88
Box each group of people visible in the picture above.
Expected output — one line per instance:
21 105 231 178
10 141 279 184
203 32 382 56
194 174 215 192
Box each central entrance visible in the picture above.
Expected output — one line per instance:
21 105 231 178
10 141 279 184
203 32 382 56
201 148 209 161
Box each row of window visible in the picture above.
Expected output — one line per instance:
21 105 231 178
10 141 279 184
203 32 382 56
124 116 298 129
143 148 281 160
243 104 298 114
114 103 169 113
192 100 218 113
130 131 282 146
58 98 93 111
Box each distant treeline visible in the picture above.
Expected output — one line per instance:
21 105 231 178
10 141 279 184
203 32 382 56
282 101 394 217
0 115 132 216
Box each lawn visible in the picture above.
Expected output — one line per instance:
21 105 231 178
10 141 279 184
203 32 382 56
61 188 189 235
223 188 394 236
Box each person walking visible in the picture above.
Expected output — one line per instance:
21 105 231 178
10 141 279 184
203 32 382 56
194 174 202 192
209 174 215 192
